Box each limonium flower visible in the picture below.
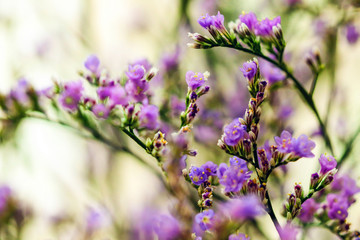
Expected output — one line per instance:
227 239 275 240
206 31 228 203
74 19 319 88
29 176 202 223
189 166 208 185
229 233 250 240
346 24 359 44
298 198 320 223
260 61 286 84
59 81 83 111
152 214 181 240
239 12 258 32
240 60 258 80
201 161 218 177
279 224 299 240
219 195 264 221
217 157 252 193
126 64 146 81
84 54 100 74
223 118 247 146
255 17 281 37
274 130 315 158
92 103 110 119
198 13 214 29
326 194 349 221
331 174 360 198
108 86 129 106
185 71 206 91
195 209 215 231
138 104 159 130
125 77 149 102
212 11 225 30
318 154 337 175
9 78 30 104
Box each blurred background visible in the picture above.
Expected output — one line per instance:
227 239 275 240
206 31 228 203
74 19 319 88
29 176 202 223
1 0 360 239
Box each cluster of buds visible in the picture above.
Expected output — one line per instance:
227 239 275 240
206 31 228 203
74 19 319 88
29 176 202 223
305 46 324 76
197 181 214 208
180 71 210 127
145 131 168 159
282 183 303 221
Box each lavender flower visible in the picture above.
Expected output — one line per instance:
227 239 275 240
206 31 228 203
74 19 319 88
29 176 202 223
318 154 337 175
9 78 30 104
223 118 247 146
260 61 286 84
298 198 320 222
84 55 100 73
59 81 83 111
212 11 225 30
126 64 146 81
189 166 208 185
195 209 215 231
346 24 359 44
152 214 181 240
139 105 159 130
240 60 258 80
326 194 349 221
279 224 299 240
185 71 206 91
274 130 315 158
125 77 149 102
331 174 360 198
228 233 250 240
92 103 110 119
109 86 129 106
201 161 218 177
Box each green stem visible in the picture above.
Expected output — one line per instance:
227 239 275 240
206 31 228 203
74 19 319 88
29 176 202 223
337 123 360 168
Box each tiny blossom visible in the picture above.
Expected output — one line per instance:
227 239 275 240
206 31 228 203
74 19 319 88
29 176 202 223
189 166 208 185
92 103 110 119
279 224 299 240
223 118 247 146
139 105 159 130
260 61 286 84
255 16 281 37
9 79 30 104
212 11 225 30
195 209 215 231
240 61 258 80
298 198 320 223
185 71 206 91
318 154 337 175
161 47 180 71
220 195 264 221
198 13 213 29
125 78 149 102
346 24 359 44
132 58 152 71
274 130 315 158
126 64 146 81
109 86 129 106
229 156 247 168
239 12 258 32
218 157 251 193
331 174 360 198
84 55 100 73
201 161 218 177
152 214 181 240
326 194 349 221
228 233 250 240
59 81 83 111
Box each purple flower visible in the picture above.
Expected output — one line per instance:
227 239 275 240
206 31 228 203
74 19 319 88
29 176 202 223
198 13 213 29
152 214 181 240
85 207 111 233
260 61 286 84
195 209 215 231
223 118 247 146
9 79 30 104
138 105 159 130
131 58 152 71
185 71 206 91
291 134 316 158
274 130 315 158
212 11 225 30
255 16 281 37
0 185 11 212
161 47 180 72
97 86 112 100
228 233 250 240
189 166 208 185
298 198 320 223
219 195 264 221
279 224 299 240
84 55 100 73
318 154 337 175
92 103 110 119
126 64 146 81
59 81 83 111
278 105 293 120
201 161 218 177
240 60 258 80
109 86 129 106
125 78 149 102
331 174 360 198
326 194 349 221
239 12 258 32
346 24 359 44
218 157 251 193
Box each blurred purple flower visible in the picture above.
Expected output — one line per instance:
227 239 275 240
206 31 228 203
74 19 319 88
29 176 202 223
139 104 159 130
229 233 250 240
279 224 299 240
318 154 337 175
219 195 264 221
346 24 359 44
92 103 110 119
239 12 258 32
189 166 208 185
195 209 215 231
298 198 320 222
59 81 83 111
84 55 100 74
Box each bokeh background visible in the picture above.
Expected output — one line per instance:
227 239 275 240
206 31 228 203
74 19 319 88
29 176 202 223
1 0 360 239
